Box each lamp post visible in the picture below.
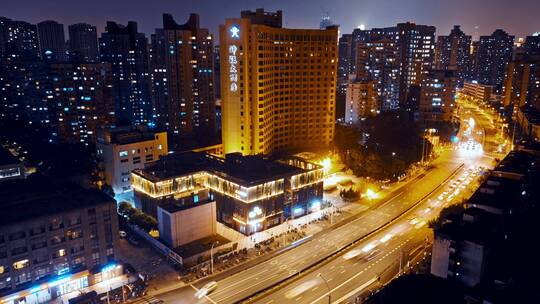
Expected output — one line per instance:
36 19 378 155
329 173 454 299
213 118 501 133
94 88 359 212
210 241 219 274
317 273 331 304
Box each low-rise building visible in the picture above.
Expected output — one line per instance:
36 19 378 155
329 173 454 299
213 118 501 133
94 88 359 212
516 107 540 143
431 208 503 287
0 175 120 304
0 149 24 182
157 189 217 248
461 81 493 104
132 152 323 235
96 126 168 197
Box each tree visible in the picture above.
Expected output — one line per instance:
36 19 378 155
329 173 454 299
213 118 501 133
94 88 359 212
118 201 158 232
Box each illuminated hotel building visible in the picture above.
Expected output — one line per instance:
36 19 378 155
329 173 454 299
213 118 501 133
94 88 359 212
131 152 323 235
0 175 120 304
220 9 338 155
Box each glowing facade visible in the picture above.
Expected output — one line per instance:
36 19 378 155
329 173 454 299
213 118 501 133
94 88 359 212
132 152 323 235
220 9 338 155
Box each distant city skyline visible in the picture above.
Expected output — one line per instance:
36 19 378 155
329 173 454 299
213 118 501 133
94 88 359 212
3 0 539 39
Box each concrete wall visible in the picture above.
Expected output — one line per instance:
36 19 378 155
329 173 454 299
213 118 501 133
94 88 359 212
430 236 451 279
182 206 334 265
98 132 168 195
159 201 217 248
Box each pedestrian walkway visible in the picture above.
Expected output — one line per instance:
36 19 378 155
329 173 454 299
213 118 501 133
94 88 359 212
129 296 163 304
132 167 431 301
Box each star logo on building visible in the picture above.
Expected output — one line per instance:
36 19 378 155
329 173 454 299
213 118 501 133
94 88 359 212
230 26 240 38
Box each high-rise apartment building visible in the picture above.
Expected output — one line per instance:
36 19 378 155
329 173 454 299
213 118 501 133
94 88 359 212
337 34 354 119
68 23 99 62
394 22 436 107
347 23 435 109
0 18 51 130
435 25 472 86
523 34 540 58
99 21 152 126
37 20 67 61
345 79 379 125
48 62 116 144
503 59 540 109
355 35 400 110
214 45 222 100
0 59 51 127
148 29 168 130
220 9 338 155
151 14 215 143
419 69 457 122
476 29 514 93
0 17 40 60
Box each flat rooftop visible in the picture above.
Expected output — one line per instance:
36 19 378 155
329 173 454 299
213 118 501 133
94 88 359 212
137 152 314 187
99 126 165 145
0 175 115 227
0 147 20 167
436 208 503 246
174 234 230 258
468 175 523 210
159 198 214 214
492 150 536 178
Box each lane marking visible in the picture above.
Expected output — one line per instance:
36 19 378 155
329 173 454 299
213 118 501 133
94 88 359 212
189 284 217 304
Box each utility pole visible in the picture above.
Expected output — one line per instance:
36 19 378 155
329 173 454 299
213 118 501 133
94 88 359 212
399 247 403 275
211 241 219 274
318 273 331 304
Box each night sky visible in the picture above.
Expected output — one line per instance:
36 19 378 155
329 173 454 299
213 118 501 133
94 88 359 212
4 0 540 39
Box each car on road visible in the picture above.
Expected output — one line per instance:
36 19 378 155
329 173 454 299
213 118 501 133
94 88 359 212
195 281 218 299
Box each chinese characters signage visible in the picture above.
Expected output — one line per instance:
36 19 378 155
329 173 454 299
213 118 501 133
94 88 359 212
229 44 238 92
229 25 240 92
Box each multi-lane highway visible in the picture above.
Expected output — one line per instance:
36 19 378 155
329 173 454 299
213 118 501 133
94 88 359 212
145 98 505 304
151 150 464 304
251 160 484 304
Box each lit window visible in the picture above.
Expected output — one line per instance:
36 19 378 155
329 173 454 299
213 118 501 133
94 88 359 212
13 259 29 270
58 249 66 257
119 151 128 157
0 265 4 274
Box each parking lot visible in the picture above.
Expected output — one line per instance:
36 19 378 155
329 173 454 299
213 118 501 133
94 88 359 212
116 233 181 292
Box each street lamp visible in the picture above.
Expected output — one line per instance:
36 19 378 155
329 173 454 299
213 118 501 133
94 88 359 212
317 273 331 304
210 241 219 274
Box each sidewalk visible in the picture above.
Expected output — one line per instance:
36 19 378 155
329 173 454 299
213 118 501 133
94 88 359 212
134 167 432 300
